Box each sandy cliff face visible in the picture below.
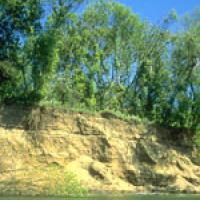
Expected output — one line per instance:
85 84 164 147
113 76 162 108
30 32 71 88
0 105 200 195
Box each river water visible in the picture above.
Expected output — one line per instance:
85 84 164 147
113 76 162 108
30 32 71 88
0 195 200 200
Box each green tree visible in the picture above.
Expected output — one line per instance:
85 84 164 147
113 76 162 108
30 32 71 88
168 8 200 132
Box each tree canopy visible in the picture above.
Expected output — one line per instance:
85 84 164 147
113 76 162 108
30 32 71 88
0 0 200 145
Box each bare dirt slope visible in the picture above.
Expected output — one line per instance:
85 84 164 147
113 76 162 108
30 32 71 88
0 105 200 195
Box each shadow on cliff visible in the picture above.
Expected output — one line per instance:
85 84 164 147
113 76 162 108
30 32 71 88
0 104 32 129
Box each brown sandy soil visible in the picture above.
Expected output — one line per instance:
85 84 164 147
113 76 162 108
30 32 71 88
0 105 200 195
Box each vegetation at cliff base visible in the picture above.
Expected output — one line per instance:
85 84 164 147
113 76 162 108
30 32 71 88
0 0 200 147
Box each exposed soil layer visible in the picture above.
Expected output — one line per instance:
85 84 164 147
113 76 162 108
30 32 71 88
0 105 200 195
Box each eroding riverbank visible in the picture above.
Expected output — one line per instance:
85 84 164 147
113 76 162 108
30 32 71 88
0 105 200 196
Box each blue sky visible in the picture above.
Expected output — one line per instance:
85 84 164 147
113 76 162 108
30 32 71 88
116 0 200 23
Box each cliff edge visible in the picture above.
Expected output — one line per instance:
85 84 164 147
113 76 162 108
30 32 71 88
0 105 200 196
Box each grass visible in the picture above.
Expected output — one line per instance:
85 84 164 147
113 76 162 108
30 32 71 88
38 100 97 115
0 165 88 197
35 100 150 124
43 165 88 197
100 109 150 125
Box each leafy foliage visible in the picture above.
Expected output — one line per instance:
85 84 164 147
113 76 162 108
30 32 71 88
0 0 200 147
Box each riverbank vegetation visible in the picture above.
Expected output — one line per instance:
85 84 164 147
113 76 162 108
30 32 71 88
0 0 200 148
0 164 87 197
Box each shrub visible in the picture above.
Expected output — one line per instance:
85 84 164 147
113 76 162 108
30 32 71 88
43 166 88 197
